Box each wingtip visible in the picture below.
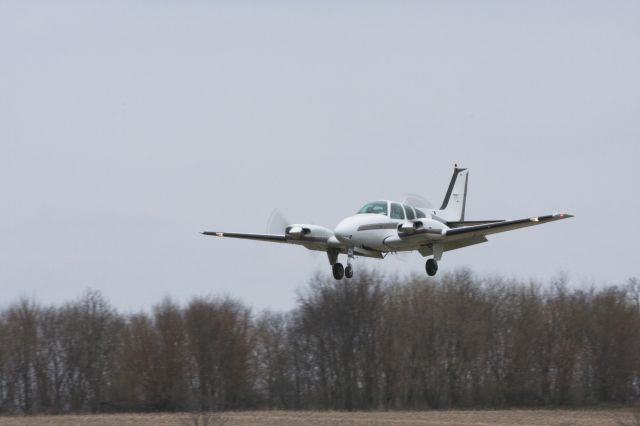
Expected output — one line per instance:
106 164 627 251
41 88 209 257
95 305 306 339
554 213 574 219
202 231 225 237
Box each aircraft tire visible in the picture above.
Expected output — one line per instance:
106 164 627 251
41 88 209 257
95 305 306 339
332 262 345 280
345 265 353 279
425 259 438 276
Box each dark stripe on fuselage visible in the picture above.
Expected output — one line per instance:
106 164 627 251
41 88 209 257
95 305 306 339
357 223 399 231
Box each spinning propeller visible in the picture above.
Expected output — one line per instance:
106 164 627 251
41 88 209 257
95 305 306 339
266 209 290 235
402 193 433 210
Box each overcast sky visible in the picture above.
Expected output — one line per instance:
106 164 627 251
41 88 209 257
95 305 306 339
1 1 638 312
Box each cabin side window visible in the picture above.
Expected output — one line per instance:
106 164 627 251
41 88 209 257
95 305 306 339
390 202 405 220
415 208 427 218
357 201 388 216
403 204 416 220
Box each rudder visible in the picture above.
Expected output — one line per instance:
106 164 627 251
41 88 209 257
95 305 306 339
437 166 469 221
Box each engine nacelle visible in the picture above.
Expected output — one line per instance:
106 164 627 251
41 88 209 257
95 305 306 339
397 220 423 236
285 224 334 242
285 225 310 239
397 219 446 239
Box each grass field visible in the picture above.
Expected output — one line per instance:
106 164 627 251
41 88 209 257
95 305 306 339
0 410 637 426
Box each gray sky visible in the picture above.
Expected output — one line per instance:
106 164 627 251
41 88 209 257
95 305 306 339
1 1 638 312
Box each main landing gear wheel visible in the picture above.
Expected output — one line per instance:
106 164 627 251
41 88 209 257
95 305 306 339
345 265 353 279
332 262 345 280
425 258 438 276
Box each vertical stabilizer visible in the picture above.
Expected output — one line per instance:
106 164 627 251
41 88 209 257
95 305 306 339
437 166 469 222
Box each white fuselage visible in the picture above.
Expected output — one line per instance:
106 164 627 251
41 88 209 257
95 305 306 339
334 209 449 253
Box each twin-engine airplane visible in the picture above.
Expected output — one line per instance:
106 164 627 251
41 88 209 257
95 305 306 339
203 166 572 280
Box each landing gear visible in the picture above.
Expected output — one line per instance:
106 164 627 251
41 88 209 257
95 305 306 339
328 248 355 280
345 247 354 279
425 258 438 276
345 265 353 279
332 262 345 280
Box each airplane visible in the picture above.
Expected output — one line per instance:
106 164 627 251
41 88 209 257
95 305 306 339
202 166 573 280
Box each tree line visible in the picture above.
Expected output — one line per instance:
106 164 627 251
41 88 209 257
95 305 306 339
1 269 639 414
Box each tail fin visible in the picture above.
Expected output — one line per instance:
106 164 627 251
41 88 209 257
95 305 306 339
437 166 469 221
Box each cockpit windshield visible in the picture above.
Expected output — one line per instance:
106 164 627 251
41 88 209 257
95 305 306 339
357 201 388 216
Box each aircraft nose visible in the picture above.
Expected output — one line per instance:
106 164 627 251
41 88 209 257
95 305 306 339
334 217 356 243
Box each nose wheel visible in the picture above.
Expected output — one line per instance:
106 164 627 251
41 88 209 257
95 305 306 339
425 258 438 276
345 265 353 279
345 247 355 279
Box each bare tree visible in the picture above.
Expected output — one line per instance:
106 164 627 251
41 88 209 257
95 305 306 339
0 300 39 413
184 296 253 411
253 311 295 408
2 272 640 414
57 290 121 412
296 270 385 410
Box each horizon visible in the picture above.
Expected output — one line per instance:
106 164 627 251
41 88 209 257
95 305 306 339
3 267 638 316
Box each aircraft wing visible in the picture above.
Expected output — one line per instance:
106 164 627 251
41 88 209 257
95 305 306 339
444 213 573 241
202 231 287 243
201 230 340 254
202 230 385 259
201 230 328 253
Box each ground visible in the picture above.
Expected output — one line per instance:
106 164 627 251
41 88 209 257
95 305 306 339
0 410 637 426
